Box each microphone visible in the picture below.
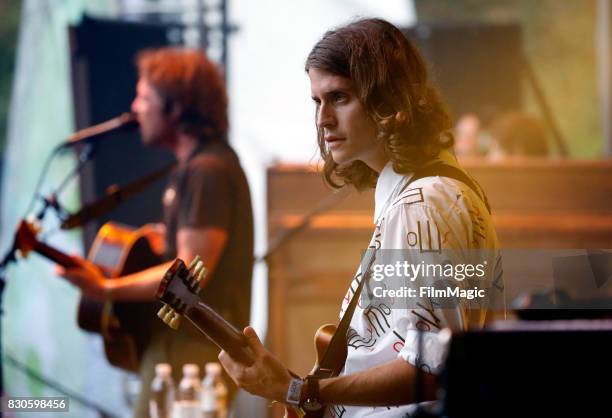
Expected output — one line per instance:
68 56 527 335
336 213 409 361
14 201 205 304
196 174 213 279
57 112 139 150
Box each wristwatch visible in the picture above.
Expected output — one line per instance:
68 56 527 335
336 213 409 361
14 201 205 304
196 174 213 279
302 375 323 412
286 377 304 406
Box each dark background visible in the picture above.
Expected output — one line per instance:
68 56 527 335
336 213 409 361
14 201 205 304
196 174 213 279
69 16 181 248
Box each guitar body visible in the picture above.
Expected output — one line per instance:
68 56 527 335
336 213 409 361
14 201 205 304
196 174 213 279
78 222 164 372
14 220 164 372
285 323 348 418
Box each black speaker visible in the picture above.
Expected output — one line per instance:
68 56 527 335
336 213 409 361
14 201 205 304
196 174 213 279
404 23 523 124
69 15 181 249
442 324 612 417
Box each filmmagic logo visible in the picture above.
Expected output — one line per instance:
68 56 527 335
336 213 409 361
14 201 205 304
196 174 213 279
371 260 488 282
372 285 486 300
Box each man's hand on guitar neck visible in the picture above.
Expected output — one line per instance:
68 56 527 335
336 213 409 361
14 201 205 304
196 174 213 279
219 326 293 403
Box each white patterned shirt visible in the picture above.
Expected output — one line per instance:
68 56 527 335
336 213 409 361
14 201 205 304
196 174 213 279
325 152 504 418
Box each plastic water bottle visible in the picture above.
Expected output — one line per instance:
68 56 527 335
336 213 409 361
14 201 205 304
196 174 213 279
201 362 228 418
149 363 175 418
174 364 203 418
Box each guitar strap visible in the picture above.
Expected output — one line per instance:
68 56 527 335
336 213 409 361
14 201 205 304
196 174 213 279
318 162 491 373
399 161 491 214
316 247 376 373
61 161 178 229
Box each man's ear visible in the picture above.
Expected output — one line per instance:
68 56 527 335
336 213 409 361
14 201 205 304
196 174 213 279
166 101 183 124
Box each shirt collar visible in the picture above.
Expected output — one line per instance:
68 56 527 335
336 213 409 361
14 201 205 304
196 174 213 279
372 150 459 223
374 161 407 223
180 137 224 167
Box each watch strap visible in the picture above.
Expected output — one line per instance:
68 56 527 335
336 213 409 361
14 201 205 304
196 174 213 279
305 375 320 402
302 375 323 411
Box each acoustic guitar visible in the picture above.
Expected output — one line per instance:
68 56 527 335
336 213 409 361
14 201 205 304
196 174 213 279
15 219 164 372
156 256 349 418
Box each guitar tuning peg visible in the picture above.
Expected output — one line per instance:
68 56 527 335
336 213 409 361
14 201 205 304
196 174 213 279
163 308 175 323
188 255 202 271
25 215 41 234
157 304 170 319
193 260 204 276
189 260 205 287
162 308 181 329
196 266 208 283
169 313 181 329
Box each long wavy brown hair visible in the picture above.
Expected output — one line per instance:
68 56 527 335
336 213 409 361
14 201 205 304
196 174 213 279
136 48 228 142
305 18 454 190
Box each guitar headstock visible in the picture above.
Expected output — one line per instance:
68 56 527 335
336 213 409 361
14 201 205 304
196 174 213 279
156 255 208 330
14 219 42 258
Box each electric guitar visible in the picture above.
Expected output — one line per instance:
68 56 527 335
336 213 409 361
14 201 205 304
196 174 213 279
156 256 349 418
15 219 164 372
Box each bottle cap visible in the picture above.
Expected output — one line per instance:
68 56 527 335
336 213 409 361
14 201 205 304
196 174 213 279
205 362 222 376
183 363 200 377
155 363 172 377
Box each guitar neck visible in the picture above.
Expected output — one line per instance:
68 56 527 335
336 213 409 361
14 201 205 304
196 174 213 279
32 240 80 269
184 301 255 366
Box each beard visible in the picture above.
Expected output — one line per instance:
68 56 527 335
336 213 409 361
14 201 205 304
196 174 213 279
139 123 176 149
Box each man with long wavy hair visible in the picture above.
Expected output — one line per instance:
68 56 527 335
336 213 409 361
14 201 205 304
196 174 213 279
219 18 503 417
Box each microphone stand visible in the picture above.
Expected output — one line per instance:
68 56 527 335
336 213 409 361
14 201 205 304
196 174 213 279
258 186 351 264
36 144 96 225
253 186 349 357
0 144 95 396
